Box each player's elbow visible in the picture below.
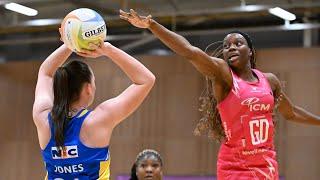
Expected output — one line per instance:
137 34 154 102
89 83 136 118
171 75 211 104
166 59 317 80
38 64 53 77
144 72 156 86
149 74 156 86
281 108 296 121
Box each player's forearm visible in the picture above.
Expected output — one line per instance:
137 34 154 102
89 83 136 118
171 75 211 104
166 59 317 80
288 106 320 125
39 44 72 77
148 19 195 59
102 43 155 85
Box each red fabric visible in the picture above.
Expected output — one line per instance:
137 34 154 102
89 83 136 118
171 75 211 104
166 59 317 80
217 69 278 180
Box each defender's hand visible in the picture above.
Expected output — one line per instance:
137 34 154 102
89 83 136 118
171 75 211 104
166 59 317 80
119 9 152 29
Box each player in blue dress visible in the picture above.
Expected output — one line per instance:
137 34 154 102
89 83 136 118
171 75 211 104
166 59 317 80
32 32 155 180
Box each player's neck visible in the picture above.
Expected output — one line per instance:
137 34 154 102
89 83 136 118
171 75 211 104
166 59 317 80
234 67 257 82
69 102 87 117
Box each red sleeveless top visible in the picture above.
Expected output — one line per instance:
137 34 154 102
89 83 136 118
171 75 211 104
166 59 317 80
216 69 278 180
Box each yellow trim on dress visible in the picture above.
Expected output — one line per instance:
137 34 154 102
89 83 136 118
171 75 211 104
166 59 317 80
98 159 110 180
78 109 89 118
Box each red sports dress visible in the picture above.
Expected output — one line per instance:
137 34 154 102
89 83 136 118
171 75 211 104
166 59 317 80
217 69 278 180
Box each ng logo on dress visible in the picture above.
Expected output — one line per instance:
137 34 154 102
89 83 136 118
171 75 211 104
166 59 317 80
241 97 271 112
51 145 79 159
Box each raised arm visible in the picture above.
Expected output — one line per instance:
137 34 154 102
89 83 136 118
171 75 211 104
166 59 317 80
119 9 231 83
266 73 320 125
79 42 155 128
33 44 72 128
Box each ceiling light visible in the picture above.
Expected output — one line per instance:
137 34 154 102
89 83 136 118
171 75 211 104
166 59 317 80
283 23 318 30
241 5 267 12
268 7 296 21
4 2 38 16
23 19 61 26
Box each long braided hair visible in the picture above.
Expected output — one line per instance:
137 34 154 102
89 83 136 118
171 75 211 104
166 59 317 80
130 149 163 180
193 31 257 141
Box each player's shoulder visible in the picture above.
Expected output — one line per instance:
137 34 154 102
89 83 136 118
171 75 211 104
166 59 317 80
82 105 112 128
262 72 279 83
262 72 281 91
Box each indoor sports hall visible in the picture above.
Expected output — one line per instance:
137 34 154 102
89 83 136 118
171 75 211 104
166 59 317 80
0 0 319 180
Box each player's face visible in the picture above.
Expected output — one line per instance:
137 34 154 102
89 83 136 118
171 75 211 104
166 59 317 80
222 33 252 70
136 156 162 180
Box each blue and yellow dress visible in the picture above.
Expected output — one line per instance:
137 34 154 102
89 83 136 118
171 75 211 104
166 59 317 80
42 109 110 180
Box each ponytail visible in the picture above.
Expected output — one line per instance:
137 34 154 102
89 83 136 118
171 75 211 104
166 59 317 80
51 60 92 149
52 67 70 149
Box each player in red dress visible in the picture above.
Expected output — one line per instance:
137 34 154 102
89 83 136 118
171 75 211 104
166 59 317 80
120 9 320 180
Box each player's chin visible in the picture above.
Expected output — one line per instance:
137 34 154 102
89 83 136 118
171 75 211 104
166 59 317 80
227 59 239 68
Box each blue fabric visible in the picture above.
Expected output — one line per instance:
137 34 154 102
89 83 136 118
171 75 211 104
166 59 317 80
42 109 110 180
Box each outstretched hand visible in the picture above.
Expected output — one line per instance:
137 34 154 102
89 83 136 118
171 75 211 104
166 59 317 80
119 9 152 29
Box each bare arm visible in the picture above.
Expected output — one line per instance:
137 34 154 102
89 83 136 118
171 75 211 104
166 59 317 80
266 73 320 125
80 42 155 128
33 44 72 128
119 9 231 84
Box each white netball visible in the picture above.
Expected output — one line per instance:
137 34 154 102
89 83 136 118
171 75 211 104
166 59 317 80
61 8 107 52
